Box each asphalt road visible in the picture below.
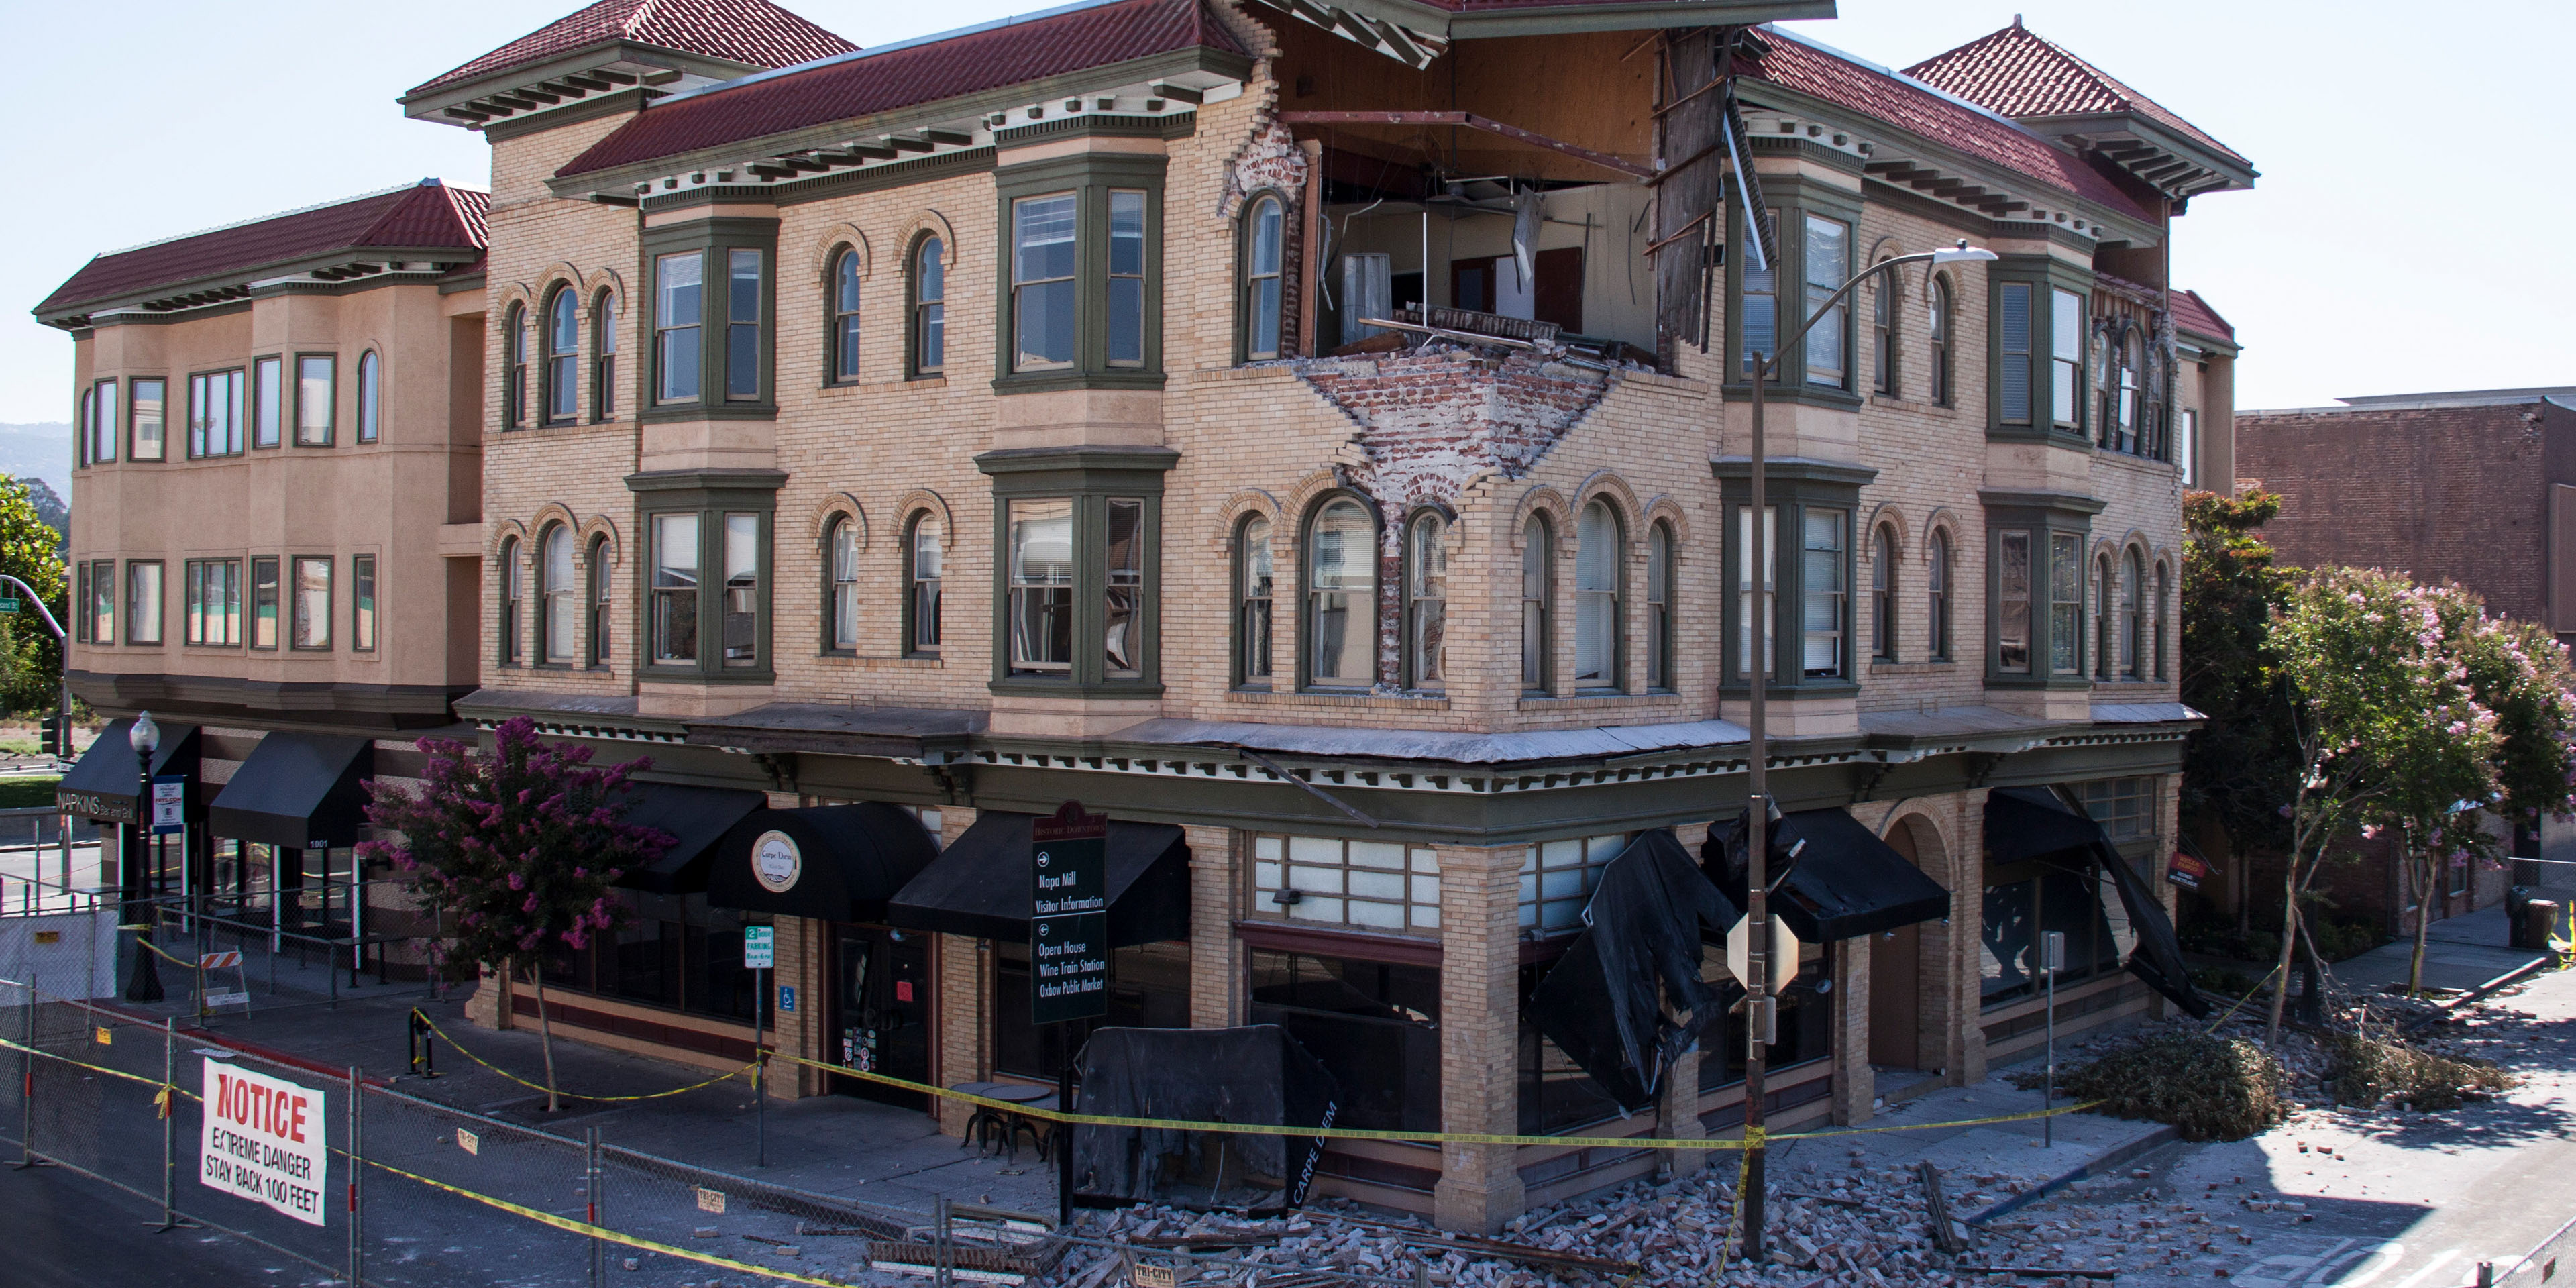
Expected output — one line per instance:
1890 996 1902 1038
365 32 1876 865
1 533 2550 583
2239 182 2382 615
0 1158 335 1287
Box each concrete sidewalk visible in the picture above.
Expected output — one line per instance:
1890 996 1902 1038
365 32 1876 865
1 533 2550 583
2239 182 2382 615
2326 904 2547 996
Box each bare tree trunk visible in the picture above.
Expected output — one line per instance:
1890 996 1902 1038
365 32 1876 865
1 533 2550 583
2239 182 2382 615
2265 860 2302 1049
2407 843 2434 999
528 965 561 1113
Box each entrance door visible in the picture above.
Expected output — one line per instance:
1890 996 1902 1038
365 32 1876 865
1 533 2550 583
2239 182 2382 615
834 927 930 1110
1869 823 1923 1069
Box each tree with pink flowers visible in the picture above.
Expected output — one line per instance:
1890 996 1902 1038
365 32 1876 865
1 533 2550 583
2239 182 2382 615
360 716 672 1112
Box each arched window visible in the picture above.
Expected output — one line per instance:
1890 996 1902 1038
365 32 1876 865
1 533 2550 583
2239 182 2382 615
1521 514 1552 692
831 248 863 382
587 534 612 667
1234 515 1273 686
593 291 621 420
1404 512 1446 690
906 512 943 656
1927 275 1952 407
1574 500 1621 690
545 288 579 423
910 236 946 376
2094 552 2114 680
1646 521 1674 690
539 525 578 662
2120 550 2143 680
1870 522 1897 662
1870 264 1898 396
827 516 860 650
1306 498 1375 688
1927 529 1951 661
498 537 522 664
356 350 380 442
504 304 527 429
1242 195 1286 361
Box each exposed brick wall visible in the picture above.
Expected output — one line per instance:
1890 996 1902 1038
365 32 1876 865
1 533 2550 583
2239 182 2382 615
2237 403 2551 621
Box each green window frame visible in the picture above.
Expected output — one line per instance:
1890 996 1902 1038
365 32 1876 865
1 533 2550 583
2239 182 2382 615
125 560 163 646
1723 178 1862 407
1982 492 2100 688
629 470 782 683
294 354 335 447
992 153 1167 394
641 217 780 423
978 447 1173 696
1715 459 1872 697
1990 256 2092 441
1305 494 1381 692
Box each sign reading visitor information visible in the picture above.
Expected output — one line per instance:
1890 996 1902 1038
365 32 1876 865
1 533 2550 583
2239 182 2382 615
199 1061 327 1226
1030 802 1109 1026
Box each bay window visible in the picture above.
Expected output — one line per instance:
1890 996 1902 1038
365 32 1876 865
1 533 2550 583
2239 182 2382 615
1008 499 1075 674
83 559 113 643
982 446 1170 692
291 556 331 649
995 151 1165 390
1996 531 2031 675
726 250 763 400
1992 260 2094 438
251 358 279 451
88 379 117 464
1801 508 1847 678
1985 495 2100 686
1803 215 1849 388
250 556 278 651
644 218 776 418
353 555 376 653
296 354 334 446
2051 288 2083 431
1719 460 1870 692
655 252 702 403
634 473 779 680
191 368 246 458
126 561 163 645
2049 533 2080 675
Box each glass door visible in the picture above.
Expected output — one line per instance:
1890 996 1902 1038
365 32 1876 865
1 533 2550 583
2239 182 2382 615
834 926 930 1110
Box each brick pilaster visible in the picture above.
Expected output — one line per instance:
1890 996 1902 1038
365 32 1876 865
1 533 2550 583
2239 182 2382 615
1186 824 1245 1029
1432 843 1525 1233
1829 934 1872 1124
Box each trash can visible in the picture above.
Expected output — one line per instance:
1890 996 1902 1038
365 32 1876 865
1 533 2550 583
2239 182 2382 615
2527 899 2561 954
2507 885 2533 949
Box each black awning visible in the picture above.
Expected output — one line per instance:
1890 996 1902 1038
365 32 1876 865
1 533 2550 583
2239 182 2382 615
706 803 941 923
888 812 1189 947
1704 807 1951 943
208 733 374 849
614 784 771 894
1984 786 2208 1018
57 719 201 824
1525 829 1739 1113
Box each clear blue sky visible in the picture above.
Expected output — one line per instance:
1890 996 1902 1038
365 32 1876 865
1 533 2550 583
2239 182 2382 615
1 0 2567 425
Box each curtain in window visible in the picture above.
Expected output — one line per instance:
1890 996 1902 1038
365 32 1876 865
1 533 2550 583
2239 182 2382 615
908 516 943 653
1009 500 1075 673
1573 502 1618 687
1801 508 1845 677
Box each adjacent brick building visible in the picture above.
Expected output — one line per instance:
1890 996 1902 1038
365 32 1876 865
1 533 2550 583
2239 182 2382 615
47 0 2256 1228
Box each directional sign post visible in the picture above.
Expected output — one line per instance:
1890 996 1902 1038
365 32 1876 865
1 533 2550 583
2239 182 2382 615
1032 800 1110 1228
0 597 21 614
745 925 774 1165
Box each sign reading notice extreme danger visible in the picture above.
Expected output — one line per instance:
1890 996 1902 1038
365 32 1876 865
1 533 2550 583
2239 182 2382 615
1030 801 1109 1026
200 1061 328 1226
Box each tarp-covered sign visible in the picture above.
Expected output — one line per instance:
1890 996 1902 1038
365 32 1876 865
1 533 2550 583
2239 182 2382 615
201 1061 327 1226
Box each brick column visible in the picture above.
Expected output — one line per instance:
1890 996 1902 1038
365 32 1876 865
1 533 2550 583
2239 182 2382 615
1432 843 1525 1233
1185 825 1244 1029
468 968 514 1031
1828 935 1872 1124
1955 789 1990 1085
934 932 985 1136
1656 1045 1708 1179
766 917 825 1099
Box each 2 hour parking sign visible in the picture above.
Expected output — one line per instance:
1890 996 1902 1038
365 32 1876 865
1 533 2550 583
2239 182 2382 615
200 1061 328 1226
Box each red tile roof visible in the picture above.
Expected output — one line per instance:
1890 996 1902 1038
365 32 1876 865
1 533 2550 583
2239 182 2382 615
2170 288 2233 344
409 0 857 97
34 181 490 319
1745 28 2152 223
1902 21 2245 168
557 0 1243 179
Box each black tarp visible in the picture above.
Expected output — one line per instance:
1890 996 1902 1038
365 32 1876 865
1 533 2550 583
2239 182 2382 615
1523 829 1739 1114
209 733 373 849
1984 786 2208 1017
1703 807 1953 942
614 784 770 894
1071 1024 1339 1210
888 812 1189 947
706 804 940 924
56 719 201 825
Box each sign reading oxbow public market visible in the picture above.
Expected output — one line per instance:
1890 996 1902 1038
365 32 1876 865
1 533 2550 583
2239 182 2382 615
1030 801 1109 1026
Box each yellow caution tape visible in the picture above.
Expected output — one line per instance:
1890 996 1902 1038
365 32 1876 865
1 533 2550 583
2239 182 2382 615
765 1049 2104 1152
130 934 204 971
360 1154 859 1287
411 1009 759 1104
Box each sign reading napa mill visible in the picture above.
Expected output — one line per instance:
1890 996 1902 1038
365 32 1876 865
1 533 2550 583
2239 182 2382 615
1030 802 1110 1026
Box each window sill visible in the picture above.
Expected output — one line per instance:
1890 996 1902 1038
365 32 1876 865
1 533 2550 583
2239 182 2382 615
991 369 1167 397
1228 689 1448 712
637 403 777 425
1868 660 1957 676
1715 680 1861 700
1721 383 1863 411
816 653 944 670
638 669 776 685
988 676 1163 698
1517 692 1686 712
1982 674 2096 691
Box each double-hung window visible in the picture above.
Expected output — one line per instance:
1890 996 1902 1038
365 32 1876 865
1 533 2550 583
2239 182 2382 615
1722 465 1864 691
1572 501 1621 690
83 559 114 643
2049 533 2081 674
911 237 946 376
1309 500 1375 689
594 293 621 420
983 451 1169 691
297 355 335 445
185 559 242 646
1988 502 2098 686
1735 506 1774 682
1803 215 1849 388
725 250 763 400
827 517 860 651
1007 500 1075 674
250 359 280 450
1996 531 2031 675
356 352 381 442
125 561 163 645
1800 508 1847 678
1998 284 2033 425
291 556 331 649
191 368 246 458
638 482 777 680
1234 516 1273 686
352 555 376 653
830 249 863 383
130 379 164 461
650 516 697 665
1405 512 1447 691
1012 195 1078 371
656 253 703 403
87 380 118 464
906 514 943 656
1928 276 1952 406
249 557 280 650
1242 195 1285 360
1646 523 1674 690
1106 192 1147 367
2050 288 2083 431
1739 217 1776 378
546 289 579 422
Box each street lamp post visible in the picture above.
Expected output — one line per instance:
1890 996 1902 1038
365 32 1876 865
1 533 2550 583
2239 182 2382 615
125 710 163 1002
1737 239 1995 1258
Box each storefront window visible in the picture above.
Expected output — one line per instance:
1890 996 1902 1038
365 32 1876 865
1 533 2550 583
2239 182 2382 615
1518 961 1622 1134
543 891 767 1022
1521 835 1627 933
1980 863 2132 1007
1252 835 1439 932
1697 938 1833 1091
1248 951 1439 1132
992 941 1189 1079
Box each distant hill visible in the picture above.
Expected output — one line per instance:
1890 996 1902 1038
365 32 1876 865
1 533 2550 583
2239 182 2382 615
0 425 68 500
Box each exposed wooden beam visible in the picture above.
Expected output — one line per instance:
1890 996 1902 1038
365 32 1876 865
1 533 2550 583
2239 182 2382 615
480 93 538 112
590 69 639 85
443 106 492 123
533 79 590 99
883 135 934 154
511 85 562 105
829 141 899 161
1148 82 1203 105
922 127 973 148
1277 110 1654 180
561 74 617 93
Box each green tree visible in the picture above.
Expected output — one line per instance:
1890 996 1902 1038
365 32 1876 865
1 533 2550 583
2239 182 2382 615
0 476 66 714
2180 490 2300 883
358 717 673 1111
2269 570 2498 1040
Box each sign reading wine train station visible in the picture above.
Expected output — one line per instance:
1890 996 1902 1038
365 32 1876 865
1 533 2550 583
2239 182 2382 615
1030 802 1109 1027
200 1061 328 1226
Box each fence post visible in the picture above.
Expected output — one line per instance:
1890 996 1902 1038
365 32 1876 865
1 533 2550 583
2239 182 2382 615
347 1065 362 1287
160 1016 176 1230
2478 1261 2496 1288
586 1126 602 1288
15 976 34 1170
935 1195 953 1288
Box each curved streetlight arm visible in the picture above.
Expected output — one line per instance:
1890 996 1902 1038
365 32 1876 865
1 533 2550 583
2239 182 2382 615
1748 243 1994 383
0 573 66 643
